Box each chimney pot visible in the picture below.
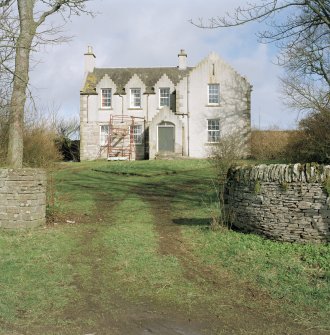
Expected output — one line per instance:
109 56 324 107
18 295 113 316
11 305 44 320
178 49 187 70
84 46 96 74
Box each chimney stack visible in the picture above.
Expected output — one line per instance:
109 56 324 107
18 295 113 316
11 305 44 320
84 46 96 74
178 49 187 70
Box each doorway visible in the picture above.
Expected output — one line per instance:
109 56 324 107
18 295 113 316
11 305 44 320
158 122 175 152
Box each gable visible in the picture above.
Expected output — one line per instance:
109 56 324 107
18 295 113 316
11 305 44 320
190 52 251 87
125 73 145 91
154 73 175 90
96 74 117 93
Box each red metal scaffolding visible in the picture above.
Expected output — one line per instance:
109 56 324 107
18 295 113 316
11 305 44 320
107 115 144 161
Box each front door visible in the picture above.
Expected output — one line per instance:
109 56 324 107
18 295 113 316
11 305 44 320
158 123 175 152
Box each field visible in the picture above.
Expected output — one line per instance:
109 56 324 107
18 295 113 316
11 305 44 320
0 159 329 334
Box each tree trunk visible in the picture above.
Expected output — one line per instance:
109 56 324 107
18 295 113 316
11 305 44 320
7 0 36 168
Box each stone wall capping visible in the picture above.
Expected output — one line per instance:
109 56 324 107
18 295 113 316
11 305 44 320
228 163 330 183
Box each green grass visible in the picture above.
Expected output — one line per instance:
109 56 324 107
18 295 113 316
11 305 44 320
91 158 211 176
0 159 329 333
0 227 78 330
103 197 200 308
184 228 330 312
60 160 329 326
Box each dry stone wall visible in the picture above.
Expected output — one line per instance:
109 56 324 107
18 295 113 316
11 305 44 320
225 164 330 243
0 169 46 228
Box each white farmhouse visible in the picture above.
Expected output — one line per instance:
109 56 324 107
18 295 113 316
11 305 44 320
80 48 252 160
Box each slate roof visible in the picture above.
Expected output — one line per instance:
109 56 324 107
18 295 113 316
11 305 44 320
81 67 193 95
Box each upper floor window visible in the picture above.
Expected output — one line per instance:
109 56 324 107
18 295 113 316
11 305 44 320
159 87 170 107
101 88 112 108
207 119 220 143
133 124 143 144
208 84 220 105
100 125 109 146
130 88 141 108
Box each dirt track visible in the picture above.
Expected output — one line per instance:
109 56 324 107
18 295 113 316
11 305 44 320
55 185 325 335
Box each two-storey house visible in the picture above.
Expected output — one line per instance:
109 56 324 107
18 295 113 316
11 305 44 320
80 48 252 160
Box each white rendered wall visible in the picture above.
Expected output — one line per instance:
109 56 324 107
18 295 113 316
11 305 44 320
186 53 251 158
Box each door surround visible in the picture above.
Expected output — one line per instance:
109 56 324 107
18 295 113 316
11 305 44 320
148 107 183 159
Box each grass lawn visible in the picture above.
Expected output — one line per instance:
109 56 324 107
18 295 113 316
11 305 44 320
0 159 329 334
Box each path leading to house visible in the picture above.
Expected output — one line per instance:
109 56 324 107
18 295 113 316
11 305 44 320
3 161 328 335
59 188 311 335
58 176 322 335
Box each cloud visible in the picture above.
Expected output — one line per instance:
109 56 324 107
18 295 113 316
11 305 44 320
231 44 299 129
28 0 298 129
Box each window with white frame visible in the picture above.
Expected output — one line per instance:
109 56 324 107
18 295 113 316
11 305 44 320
100 125 109 146
208 84 220 105
159 87 170 107
133 124 143 144
207 119 220 143
130 88 141 108
101 88 112 108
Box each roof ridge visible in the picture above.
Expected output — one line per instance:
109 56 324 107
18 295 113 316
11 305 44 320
94 66 193 70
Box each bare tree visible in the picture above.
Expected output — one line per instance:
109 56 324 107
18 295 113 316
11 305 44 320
0 3 17 107
281 71 329 113
0 3 17 164
192 1 330 112
192 1 329 52
0 0 91 168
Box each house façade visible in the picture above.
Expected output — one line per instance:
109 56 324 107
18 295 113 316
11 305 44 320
80 47 252 160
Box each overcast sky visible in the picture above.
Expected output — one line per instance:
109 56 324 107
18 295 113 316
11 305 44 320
29 0 300 129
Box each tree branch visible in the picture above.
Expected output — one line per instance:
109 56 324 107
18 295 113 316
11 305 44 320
0 0 14 8
36 0 66 26
191 1 305 29
306 0 330 28
36 0 91 26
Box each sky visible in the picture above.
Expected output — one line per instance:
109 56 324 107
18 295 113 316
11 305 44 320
29 0 300 130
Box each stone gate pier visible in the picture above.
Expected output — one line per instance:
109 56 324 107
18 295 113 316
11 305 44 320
0 169 46 228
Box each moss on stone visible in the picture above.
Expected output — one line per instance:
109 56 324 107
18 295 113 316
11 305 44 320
82 73 98 94
254 180 261 194
280 181 288 192
323 177 330 196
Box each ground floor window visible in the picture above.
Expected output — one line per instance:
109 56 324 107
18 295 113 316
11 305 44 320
100 125 109 146
207 119 220 142
133 124 143 144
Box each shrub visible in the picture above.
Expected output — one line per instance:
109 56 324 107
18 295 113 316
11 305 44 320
286 108 330 164
252 108 330 164
1 108 81 167
23 127 62 168
0 111 63 168
251 129 295 161
54 116 80 162
208 131 243 229
55 137 80 162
